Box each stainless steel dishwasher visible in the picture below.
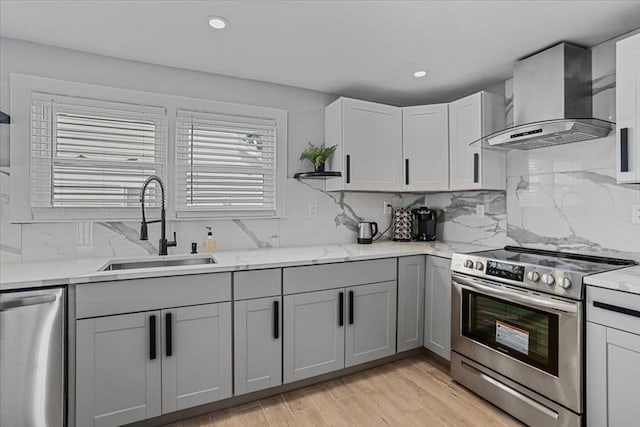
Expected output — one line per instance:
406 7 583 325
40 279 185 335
0 287 65 427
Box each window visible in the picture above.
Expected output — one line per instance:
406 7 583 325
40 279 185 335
176 110 278 216
10 74 287 221
30 93 166 211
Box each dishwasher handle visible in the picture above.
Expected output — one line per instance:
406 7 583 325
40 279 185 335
0 294 57 311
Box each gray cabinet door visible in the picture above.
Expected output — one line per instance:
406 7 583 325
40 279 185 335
397 256 425 351
587 322 640 427
345 281 397 367
424 256 452 360
161 302 232 413
283 289 345 383
234 296 282 395
76 312 161 427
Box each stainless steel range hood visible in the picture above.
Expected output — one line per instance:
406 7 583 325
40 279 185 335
477 43 613 150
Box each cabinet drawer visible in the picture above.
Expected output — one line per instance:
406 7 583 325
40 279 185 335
283 258 397 294
76 273 231 319
587 286 640 335
234 269 281 300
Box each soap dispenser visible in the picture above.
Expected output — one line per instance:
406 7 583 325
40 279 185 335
204 227 217 252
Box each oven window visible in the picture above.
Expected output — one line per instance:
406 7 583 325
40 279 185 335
462 289 559 376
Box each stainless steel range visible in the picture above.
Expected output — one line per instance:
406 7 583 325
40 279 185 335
450 246 635 427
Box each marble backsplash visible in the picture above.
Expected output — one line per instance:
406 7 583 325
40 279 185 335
504 136 640 262
0 169 504 263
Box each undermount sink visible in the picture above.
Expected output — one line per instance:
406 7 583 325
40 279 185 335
101 256 217 271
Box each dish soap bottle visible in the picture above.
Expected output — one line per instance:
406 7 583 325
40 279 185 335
204 227 217 252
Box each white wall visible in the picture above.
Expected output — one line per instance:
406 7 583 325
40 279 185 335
0 37 336 176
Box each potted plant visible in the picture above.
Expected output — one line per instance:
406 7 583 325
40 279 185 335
299 142 338 172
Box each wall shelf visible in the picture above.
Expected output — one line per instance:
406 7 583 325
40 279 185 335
294 171 341 179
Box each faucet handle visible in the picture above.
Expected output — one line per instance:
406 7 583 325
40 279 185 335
168 231 177 247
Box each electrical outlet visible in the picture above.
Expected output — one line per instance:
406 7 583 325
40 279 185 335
476 205 485 218
308 203 318 218
384 201 392 215
632 204 640 225
76 221 93 246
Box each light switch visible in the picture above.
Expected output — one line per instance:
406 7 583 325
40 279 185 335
76 221 94 246
476 205 485 218
632 205 640 225
308 204 318 218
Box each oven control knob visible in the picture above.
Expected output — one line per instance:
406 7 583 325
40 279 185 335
475 261 484 271
559 276 572 289
464 259 474 268
527 271 540 282
541 274 555 286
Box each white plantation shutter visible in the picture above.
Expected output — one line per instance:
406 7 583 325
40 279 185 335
176 110 277 215
30 94 166 209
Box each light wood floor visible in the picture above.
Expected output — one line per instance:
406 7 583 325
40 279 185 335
166 354 524 427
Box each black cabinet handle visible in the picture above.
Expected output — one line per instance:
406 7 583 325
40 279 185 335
348 291 354 325
346 155 351 184
405 159 410 185
473 153 479 183
338 292 344 326
149 315 157 360
594 301 640 319
620 127 629 173
165 313 172 357
273 300 280 339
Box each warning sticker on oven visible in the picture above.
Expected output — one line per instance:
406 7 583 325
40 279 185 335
496 321 529 355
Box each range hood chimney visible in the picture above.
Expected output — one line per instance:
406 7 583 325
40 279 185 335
482 42 613 150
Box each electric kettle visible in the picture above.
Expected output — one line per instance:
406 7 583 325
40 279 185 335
357 221 378 244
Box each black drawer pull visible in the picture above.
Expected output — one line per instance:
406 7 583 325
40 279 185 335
473 153 479 183
620 127 629 173
348 291 354 325
338 292 344 326
273 300 280 339
149 315 157 360
165 313 172 357
346 155 351 184
405 159 410 185
593 301 640 319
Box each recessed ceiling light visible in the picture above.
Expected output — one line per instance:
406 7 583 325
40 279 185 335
413 70 428 78
208 16 229 30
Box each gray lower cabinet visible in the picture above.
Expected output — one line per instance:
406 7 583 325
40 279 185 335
397 256 425 351
586 286 640 427
424 256 452 360
234 296 282 395
283 289 345 383
161 303 232 413
76 302 232 427
345 281 397 367
76 311 162 427
587 323 640 427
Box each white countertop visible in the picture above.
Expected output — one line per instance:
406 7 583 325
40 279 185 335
585 265 640 295
0 240 494 291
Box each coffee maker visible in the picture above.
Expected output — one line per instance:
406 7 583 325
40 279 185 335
412 207 437 241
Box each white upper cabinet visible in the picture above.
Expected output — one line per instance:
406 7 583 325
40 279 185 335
402 104 449 191
616 33 640 183
449 91 506 191
326 97 403 191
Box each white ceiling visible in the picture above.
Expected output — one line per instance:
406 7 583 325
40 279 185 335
1 1 639 105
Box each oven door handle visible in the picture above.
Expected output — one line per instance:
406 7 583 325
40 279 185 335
452 274 578 314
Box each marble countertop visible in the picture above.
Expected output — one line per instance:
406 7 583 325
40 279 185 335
0 241 492 290
585 265 640 295
0 240 494 291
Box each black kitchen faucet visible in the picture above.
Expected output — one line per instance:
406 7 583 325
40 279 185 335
139 175 177 256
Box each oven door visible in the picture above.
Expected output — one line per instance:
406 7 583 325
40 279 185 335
451 273 582 413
